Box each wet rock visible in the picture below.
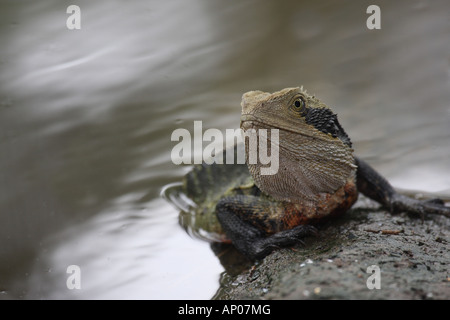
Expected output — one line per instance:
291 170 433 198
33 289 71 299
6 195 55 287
213 202 450 300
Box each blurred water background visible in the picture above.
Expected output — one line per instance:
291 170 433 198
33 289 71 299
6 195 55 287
0 0 449 299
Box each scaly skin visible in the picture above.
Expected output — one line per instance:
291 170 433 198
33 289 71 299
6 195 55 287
175 87 450 260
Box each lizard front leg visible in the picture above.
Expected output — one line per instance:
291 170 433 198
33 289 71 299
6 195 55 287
216 195 316 260
355 157 450 218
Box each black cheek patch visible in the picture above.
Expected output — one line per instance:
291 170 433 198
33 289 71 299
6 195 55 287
303 107 352 148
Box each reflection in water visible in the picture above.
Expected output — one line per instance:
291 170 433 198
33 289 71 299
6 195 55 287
0 0 449 299
25 198 223 299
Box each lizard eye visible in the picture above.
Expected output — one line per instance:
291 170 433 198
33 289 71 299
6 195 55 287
291 97 306 114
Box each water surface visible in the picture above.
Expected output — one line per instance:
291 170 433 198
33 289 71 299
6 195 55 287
0 0 449 299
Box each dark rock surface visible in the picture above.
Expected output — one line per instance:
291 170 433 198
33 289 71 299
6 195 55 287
213 198 450 300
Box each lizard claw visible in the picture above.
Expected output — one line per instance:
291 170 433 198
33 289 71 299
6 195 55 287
391 194 450 218
423 198 445 206
247 225 318 259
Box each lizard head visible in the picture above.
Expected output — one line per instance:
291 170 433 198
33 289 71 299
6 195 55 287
241 87 352 147
240 87 356 205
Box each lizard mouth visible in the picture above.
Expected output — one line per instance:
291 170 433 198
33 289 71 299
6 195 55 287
240 114 264 131
240 113 258 122
240 114 284 133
